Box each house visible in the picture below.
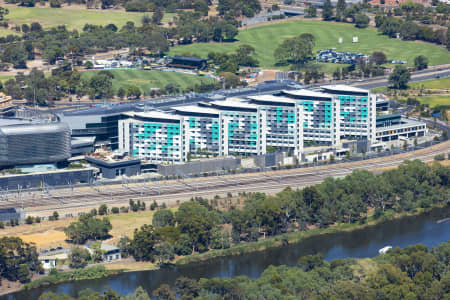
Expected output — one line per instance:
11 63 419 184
85 242 122 262
39 248 69 270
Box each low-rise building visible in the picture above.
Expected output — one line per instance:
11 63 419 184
375 114 427 142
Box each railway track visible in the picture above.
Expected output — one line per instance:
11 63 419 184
1 141 448 215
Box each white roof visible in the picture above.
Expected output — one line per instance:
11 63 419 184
247 95 297 104
282 89 333 98
132 111 182 121
211 99 258 110
321 85 368 94
172 105 220 115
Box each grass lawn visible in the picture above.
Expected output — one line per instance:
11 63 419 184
169 20 450 70
408 77 450 90
81 69 216 94
2 6 173 35
0 75 15 83
416 95 450 108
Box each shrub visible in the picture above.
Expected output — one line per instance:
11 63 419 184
111 207 120 214
98 204 108 216
25 216 34 224
434 154 445 161
35 216 41 223
120 206 129 213
0 221 4 229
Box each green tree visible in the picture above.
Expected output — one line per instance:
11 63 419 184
68 246 91 268
129 224 159 261
0 7 9 21
414 55 428 70
274 34 315 66
371 51 387 66
64 213 112 244
152 209 174 228
98 204 108 216
152 8 164 25
175 201 217 253
126 86 141 99
322 0 334 20
88 70 114 99
305 4 317 18
117 87 126 99
355 14 370 28
389 65 411 89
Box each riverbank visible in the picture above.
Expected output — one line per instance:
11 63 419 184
4 203 449 299
175 204 449 266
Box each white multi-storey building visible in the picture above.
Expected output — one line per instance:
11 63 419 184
246 94 303 158
208 99 267 157
118 86 387 163
119 112 185 163
276 89 341 147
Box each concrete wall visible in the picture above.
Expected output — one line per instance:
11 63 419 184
158 157 240 177
0 168 95 190
99 164 141 179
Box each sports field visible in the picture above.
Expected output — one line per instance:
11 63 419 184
169 20 450 68
1 5 173 35
81 69 216 94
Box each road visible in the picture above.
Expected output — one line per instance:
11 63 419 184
3 140 447 217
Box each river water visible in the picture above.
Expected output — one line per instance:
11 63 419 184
4 205 450 299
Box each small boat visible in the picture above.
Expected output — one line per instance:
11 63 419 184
379 246 392 255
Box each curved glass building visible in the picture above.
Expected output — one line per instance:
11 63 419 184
0 121 71 167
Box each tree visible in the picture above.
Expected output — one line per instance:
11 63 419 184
414 55 428 70
274 34 315 66
155 242 174 264
305 4 317 18
128 224 159 261
322 0 334 21
371 51 387 66
194 0 209 16
68 246 91 268
98 204 108 216
220 72 242 89
355 14 370 28
152 8 164 25
152 284 175 300
88 70 114 99
152 209 174 228
0 7 9 21
126 86 141 99
64 213 112 244
175 201 217 253
117 87 126 99
389 65 411 89
52 211 59 220
17 263 31 283
336 0 346 21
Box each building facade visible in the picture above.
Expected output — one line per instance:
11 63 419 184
0 121 71 168
277 89 340 147
119 112 185 163
247 95 303 158
117 86 422 163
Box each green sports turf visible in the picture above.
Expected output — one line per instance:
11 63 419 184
1 6 173 35
416 95 450 108
81 69 216 94
169 20 450 69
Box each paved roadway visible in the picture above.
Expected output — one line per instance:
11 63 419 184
2 140 447 217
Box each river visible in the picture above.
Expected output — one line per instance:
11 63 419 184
4 205 450 299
